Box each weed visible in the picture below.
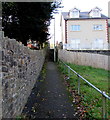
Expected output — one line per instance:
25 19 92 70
16 115 26 120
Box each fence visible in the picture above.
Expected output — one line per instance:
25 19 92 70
58 59 110 119
58 49 109 70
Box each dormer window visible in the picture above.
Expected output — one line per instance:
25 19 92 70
89 7 101 18
69 8 80 18
93 10 100 16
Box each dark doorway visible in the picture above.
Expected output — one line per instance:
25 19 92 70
46 48 58 62
47 49 54 62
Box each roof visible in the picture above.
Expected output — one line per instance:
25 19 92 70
61 12 108 20
69 7 80 12
89 7 102 13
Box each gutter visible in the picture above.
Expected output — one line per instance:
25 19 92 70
64 18 109 20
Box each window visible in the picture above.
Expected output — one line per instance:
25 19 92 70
89 7 101 18
71 39 80 49
73 11 78 16
69 8 80 18
71 39 80 44
93 39 103 49
94 39 103 43
93 10 100 16
71 25 80 31
93 25 103 30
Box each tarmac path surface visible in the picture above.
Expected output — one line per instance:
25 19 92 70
22 61 77 119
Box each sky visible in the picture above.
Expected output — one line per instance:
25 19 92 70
49 0 110 47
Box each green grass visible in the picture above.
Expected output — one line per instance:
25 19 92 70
58 60 110 119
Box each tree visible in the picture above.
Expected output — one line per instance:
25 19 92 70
2 2 58 46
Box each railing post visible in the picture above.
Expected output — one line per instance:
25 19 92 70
102 91 107 120
58 59 59 64
58 58 59 63
64 65 66 73
68 66 70 79
77 75 80 95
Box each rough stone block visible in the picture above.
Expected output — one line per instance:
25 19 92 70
2 66 8 72
1 35 46 118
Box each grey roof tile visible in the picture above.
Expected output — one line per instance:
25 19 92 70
62 12 108 20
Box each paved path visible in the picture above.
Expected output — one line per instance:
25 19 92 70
22 62 77 119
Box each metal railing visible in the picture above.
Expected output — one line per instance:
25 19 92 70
63 43 110 50
59 59 110 119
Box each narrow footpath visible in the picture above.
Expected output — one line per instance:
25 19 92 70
22 58 77 119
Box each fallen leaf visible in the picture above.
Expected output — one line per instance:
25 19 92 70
37 93 40 96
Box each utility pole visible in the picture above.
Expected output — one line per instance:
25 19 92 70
54 18 56 62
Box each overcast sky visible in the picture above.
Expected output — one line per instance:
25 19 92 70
49 0 110 45
61 0 109 15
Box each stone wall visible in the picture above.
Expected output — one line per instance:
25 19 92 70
0 32 46 118
58 49 110 70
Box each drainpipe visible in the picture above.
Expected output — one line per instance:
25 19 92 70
65 20 67 44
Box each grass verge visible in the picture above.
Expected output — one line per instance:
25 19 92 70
58 60 110 119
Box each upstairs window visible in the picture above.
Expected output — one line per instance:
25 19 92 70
89 7 101 18
73 11 79 17
93 25 103 30
71 25 80 31
69 8 80 18
93 10 100 16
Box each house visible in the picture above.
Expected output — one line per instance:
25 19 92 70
27 39 40 50
60 7 109 50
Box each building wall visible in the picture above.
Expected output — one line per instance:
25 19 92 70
58 49 110 70
0 31 46 118
66 19 108 49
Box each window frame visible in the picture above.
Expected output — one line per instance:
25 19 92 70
93 24 103 31
93 38 103 49
71 38 80 44
93 10 100 16
73 11 79 16
70 38 80 49
70 25 80 31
